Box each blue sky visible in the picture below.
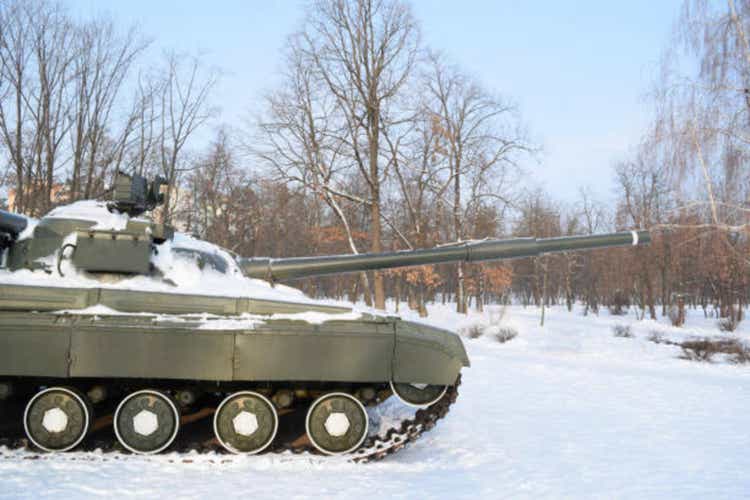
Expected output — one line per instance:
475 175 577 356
66 0 681 203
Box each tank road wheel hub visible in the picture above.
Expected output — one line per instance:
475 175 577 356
390 381 449 407
42 408 69 433
306 393 368 455
324 413 350 437
132 410 159 437
213 391 278 454
114 390 179 455
24 387 90 452
232 412 259 436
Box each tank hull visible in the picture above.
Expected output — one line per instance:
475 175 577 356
0 287 468 386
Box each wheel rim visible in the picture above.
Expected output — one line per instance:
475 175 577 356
213 391 278 454
24 387 90 452
305 392 368 455
114 390 179 455
390 381 448 407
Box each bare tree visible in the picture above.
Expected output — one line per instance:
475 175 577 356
157 52 218 223
126 72 160 176
27 1 77 214
576 187 608 314
68 18 149 200
0 0 151 213
382 107 441 315
0 0 75 214
253 37 374 304
297 0 421 309
425 51 532 313
513 190 561 325
655 1 750 239
0 0 33 212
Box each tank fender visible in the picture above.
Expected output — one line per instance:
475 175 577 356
392 320 469 386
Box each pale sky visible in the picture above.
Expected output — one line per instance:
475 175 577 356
66 0 682 203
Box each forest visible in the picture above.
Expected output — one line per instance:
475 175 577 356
0 0 748 328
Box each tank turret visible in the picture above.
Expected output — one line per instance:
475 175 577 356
1 171 173 274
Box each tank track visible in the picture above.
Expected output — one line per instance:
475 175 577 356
0 377 460 463
353 376 460 463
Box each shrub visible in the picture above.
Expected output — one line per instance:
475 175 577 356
464 324 484 339
612 324 633 338
494 327 518 343
729 346 750 364
718 318 736 332
679 339 718 362
463 306 517 343
679 338 750 363
647 331 664 344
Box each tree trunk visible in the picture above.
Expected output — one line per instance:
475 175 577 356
418 283 428 317
475 271 484 313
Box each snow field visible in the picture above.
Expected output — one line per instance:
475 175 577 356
1 304 749 499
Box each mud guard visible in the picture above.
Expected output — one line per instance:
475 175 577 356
392 320 469 386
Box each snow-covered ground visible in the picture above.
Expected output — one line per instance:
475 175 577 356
2 304 749 499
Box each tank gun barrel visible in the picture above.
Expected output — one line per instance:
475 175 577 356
239 230 651 282
0 209 28 239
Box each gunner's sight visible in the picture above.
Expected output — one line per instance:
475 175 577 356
109 171 167 217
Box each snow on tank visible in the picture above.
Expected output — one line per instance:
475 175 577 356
1 199 321 301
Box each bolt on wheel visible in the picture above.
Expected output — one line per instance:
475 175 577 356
24 387 90 452
305 392 368 455
213 391 278 454
114 390 179 455
390 381 448 407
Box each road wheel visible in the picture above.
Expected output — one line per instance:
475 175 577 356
306 392 368 455
213 391 278 454
390 381 448 407
114 390 179 455
24 387 90 452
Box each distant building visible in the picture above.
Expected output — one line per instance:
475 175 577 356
7 184 68 213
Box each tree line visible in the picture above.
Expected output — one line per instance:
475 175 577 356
1 0 748 328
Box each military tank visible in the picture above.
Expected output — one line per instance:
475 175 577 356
0 172 651 459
